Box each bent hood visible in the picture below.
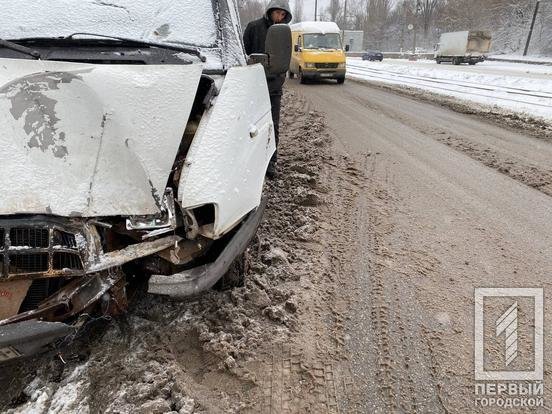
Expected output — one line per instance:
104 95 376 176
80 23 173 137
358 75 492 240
0 58 202 217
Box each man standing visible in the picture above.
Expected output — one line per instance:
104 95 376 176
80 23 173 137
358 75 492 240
243 0 292 178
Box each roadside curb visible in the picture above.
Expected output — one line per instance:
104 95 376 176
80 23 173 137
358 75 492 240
479 57 552 66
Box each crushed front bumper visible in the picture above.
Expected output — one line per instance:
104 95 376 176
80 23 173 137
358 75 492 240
0 320 75 363
0 217 181 362
148 197 266 298
302 68 346 80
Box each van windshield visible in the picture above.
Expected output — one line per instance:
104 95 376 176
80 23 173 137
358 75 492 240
303 34 342 50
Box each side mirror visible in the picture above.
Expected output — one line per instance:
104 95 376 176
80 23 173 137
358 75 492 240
265 24 292 74
294 44 300 53
345 44 350 52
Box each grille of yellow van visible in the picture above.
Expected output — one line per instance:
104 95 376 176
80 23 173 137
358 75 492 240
314 63 338 69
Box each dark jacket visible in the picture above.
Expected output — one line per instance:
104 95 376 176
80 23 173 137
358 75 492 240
243 0 292 96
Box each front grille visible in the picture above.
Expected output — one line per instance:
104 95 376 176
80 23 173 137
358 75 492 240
9 253 49 274
10 227 49 248
53 252 83 270
315 63 338 69
53 230 77 249
0 223 85 279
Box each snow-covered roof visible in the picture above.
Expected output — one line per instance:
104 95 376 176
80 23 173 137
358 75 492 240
290 21 341 34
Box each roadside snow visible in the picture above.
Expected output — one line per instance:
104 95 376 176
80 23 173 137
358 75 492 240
489 54 552 64
7 365 89 414
346 58 552 121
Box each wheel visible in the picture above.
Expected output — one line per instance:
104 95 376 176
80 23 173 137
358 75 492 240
453 57 461 65
288 70 295 78
436 58 441 64
299 68 306 84
215 252 248 290
468 61 476 65
336 77 345 84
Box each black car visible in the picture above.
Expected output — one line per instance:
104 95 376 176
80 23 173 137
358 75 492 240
362 50 383 61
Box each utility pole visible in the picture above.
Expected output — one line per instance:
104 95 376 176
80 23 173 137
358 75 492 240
523 0 540 56
314 0 318 21
343 0 347 29
412 0 420 57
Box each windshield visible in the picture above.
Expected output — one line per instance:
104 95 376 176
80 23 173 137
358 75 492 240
0 0 217 48
303 34 342 50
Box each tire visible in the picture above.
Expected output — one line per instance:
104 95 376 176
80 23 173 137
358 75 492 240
453 57 461 65
468 61 476 65
336 77 345 84
288 70 295 78
436 58 441 64
215 252 248 290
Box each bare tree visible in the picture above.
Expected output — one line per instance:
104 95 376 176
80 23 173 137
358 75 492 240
419 0 442 41
238 0 266 27
363 0 391 49
326 0 342 23
293 0 304 23
343 0 552 55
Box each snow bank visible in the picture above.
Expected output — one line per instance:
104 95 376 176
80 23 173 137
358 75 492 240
489 54 552 64
346 58 552 121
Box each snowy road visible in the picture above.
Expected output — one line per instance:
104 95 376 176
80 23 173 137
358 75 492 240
346 58 552 121
292 79 552 412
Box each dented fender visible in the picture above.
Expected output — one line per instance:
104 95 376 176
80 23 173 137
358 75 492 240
178 65 275 238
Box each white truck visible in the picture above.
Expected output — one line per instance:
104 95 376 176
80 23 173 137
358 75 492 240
0 0 290 361
434 31 492 65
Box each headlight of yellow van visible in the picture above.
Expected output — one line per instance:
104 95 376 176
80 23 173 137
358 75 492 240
305 62 316 68
338 62 346 68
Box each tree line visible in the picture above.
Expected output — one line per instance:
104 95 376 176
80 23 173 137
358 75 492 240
238 0 552 55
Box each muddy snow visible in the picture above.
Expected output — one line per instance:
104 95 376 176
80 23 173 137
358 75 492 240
1 90 362 413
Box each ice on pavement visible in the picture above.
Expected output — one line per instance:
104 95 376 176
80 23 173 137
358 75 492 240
347 58 552 121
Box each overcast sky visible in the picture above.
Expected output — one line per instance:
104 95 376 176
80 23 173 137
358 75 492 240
289 0 399 23
290 0 330 21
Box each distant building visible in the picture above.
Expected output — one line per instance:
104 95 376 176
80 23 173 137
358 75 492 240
342 30 363 52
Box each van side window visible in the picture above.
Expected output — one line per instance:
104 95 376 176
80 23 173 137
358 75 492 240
297 36 302 48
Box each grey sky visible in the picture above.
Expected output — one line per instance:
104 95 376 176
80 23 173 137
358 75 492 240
290 0 330 21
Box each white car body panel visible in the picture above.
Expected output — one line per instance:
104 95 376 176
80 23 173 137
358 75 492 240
1 0 246 72
438 31 470 56
0 58 202 216
179 64 275 237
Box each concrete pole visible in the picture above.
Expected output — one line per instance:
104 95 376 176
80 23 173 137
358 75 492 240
523 0 540 56
344 0 348 29
412 0 420 55
315 0 318 21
